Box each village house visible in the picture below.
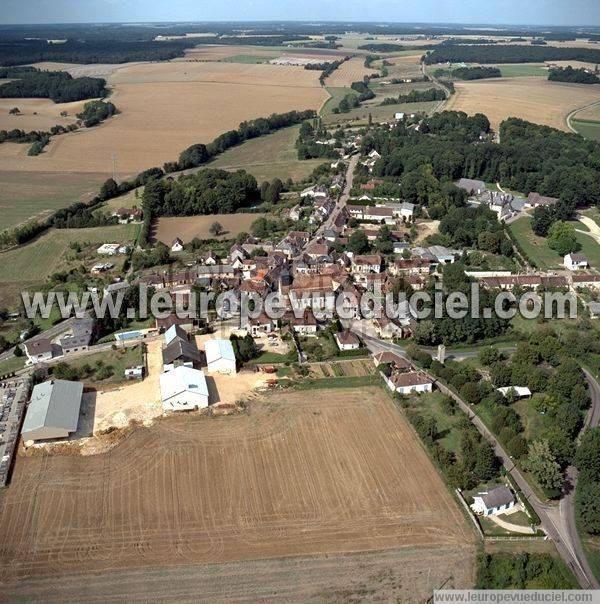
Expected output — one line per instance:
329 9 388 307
351 254 382 274
300 185 328 199
564 253 589 271
113 207 142 223
571 274 600 289
384 370 433 395
282 309 319 335
471 485 515 516
171 237 184 252
389 257 432 276
24 338 55 365
525 192 558 209
334 330 360 350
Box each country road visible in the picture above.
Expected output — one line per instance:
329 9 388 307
362 334 600 589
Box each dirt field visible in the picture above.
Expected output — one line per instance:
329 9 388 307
179 44 348 62
152 213 266 244
444 77 600 131
325 56 379 87
0 387 475 590
0 98 86 131
0 61 327 177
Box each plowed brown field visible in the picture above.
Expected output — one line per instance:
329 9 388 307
0 388 474 589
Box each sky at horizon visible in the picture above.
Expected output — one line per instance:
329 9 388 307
1 0 599 27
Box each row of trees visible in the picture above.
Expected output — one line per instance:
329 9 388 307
380 87 447 106
76 100 116 127
445 66 502 80
0 67 107 103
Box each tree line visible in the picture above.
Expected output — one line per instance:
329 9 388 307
380 87 446 105
424 44 600 65
0 67 107 102
435 66 502 80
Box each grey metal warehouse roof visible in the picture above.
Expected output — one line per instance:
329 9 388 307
22 380 83 436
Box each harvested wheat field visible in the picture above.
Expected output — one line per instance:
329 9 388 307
0 388 475 593
325 56 379 87
445 77 600 131
0 61 327 176
152 213 267 244
0 98 87 131
179 44 348 62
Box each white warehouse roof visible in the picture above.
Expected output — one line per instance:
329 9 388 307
204 339 236 365
159 366 209 402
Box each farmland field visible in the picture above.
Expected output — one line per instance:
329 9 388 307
152 213 267 244
209 124 324 182
444 77 600 131
575 119 600 140
0 388 475 594
0 98 86 131
0 61 328 177
0 170 108 231
325 56 378 87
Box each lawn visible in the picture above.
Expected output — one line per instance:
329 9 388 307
209 125 324 183
575 229 600 268
508 216 562 269
287 374 380 390
59 344 143 386
0 354 26 377
583 537 600 584
496 63 547 77
572 119 600 141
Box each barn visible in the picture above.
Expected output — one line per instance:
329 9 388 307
159 366 210 413
204 339 237 375
21 380 84 443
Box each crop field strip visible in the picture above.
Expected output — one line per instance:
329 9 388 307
0 388 474 583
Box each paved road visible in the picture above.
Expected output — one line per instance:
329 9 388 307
0 316 77 364
362 334 600 589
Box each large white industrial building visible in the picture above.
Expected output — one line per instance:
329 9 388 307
159 366 210 413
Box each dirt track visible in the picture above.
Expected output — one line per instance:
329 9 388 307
0 387 475 594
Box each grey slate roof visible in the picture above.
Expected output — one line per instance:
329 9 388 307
479 485 514 509
22 380 83 437
162 337 203 366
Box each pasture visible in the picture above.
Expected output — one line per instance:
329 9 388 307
0 61 328 177
152 213 266 244
324 100 438 125
573 119 600 141
209 124 324 183
0 170 108 231
0 224 137 305
444 77 600 131
0 388 475 589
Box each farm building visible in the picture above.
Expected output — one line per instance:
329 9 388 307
205 339 237 375
162 336 203 370
159 366 209 413
21 380 84 444
471 485 515 516
497 386 531 399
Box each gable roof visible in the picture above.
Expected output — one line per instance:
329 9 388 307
22 380 83 436
205 339 236 365
478 485 514 509
162 337 203 366
159 366 209 400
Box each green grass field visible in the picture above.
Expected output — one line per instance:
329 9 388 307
426 62 547 78
320 87 354 117
572 119 600 141
508 217 562 269
0 223 137 286
0 170 107 232
210 125 324 183
323 100 438 125
411 391 464 454
220 54 277 64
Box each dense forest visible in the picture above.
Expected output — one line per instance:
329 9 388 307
380 87 446 105
0 67 107 102
142 169 259 216
548 65 600 84
424 44 600 65
362 112 600 213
